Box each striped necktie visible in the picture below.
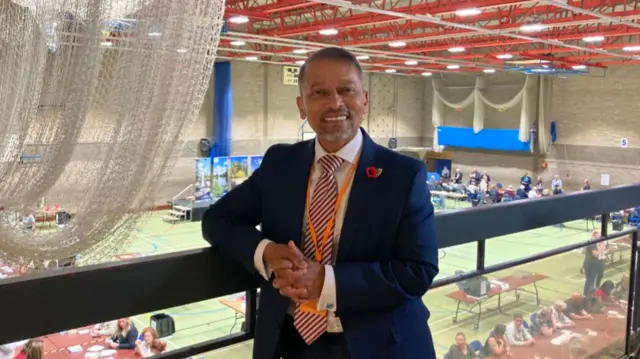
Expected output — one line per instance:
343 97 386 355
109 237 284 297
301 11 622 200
294 154 343 345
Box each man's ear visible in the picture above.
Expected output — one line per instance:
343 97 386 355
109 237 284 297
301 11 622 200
296 96 306 120
363 90 369 114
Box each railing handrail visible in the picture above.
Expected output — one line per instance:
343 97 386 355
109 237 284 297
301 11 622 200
0 184 639 346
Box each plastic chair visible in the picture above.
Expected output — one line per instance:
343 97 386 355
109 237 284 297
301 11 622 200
469 340 482 352
530 313 537 323
522 320 529 329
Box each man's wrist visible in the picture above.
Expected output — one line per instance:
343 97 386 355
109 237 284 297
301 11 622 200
310 264 325 299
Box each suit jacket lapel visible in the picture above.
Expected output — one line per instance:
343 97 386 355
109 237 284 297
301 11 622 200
337 129 377 263
287 140 315 246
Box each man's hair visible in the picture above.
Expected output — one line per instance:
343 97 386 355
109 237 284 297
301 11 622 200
513 313 523 320
298 47 363 90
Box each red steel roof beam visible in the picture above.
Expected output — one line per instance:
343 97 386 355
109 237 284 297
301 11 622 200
259 0 535 37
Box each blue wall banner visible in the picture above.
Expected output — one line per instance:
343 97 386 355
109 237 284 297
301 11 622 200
437 126 531 152
213 62 232 157
250 156 263 174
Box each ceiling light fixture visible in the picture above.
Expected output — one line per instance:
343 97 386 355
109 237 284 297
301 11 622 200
230 40 246 46
148 32 162 37
448 47 465 53
572 64 587 70
228 16 249 24
389 41 406 48
405 60 418 65
520 23 546 33
483 68 496 74
176 48 187 53
455 8 481 16
319 28 338 36
446 64 460 70
293 49 309 54
295 60 305 65
421 72 433 77
582 35 605 43
623 45 640 52
356 55 370 60
385 69 397 73
100 41 113 47
496 53 513 60
245 55 258 60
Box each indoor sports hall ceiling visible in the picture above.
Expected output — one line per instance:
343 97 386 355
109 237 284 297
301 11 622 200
219 0 640 76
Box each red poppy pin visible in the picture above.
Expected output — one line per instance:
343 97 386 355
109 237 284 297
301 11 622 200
366 166 383 178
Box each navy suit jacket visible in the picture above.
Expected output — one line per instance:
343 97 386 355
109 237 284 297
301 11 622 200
202 129 439 359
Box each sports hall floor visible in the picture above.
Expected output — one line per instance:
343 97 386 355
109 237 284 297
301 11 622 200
102 200 633 359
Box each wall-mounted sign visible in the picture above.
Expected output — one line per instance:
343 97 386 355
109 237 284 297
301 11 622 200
283 66 300 86
621 138 628 148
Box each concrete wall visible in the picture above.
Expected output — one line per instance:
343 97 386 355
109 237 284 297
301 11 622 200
422 72 539 188
46 60 638 206
545 66 640 190
230 62 427 154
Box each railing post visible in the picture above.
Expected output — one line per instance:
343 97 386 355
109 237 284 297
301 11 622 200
600 213 609 236
626 231 639 354
244 289 258 336
477 240 486 270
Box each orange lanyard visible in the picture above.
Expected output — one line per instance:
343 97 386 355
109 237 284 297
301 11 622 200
305 158 359 262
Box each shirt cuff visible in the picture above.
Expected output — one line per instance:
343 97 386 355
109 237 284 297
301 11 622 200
317 265 337 312
253 239 273 280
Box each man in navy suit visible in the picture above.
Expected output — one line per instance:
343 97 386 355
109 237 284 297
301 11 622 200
202 48 438 359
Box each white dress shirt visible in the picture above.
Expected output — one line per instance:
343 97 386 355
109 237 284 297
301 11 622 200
253 129 363 333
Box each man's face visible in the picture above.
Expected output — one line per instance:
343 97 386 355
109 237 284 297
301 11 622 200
296 59 368 146
514 317 523 327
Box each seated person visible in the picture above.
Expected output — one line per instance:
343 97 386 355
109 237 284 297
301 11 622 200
516 185 527 199
91 320 119 337
136 327 167 358
22 214 35 231
564 293 593 320
612 275 629 301
553 184 563 195
108 318 138 349
467 180 478 194
505 313 535 346
594 280 617 305
541 188 550 197
446 332 476 359
14 339 43 359
581 179 591 191
583 290 605 313
479 178 488 193
527 188 538 199
530 307 554 337
482 324 511 358
428 176 437 187
551 300 575 329
504 185 516 198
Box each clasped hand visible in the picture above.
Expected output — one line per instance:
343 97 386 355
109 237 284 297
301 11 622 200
263 241 325 304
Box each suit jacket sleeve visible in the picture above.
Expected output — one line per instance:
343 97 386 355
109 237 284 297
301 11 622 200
201 156 265 274
334 162 438 313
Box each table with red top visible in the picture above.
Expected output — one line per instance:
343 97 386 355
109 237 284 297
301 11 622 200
16 328 136 359
446 273 547 329
510 311 626 358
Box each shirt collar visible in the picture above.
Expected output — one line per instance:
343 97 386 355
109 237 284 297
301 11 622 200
314 128 363 164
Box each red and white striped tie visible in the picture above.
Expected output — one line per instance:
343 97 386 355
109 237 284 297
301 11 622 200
294 154 343 345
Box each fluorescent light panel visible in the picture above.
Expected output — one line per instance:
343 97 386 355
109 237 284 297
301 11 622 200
582 35 605 43
385 69 396 73
229 16 249 24
446 64 460 69
404 60 418 65
319 28 338 36
389 41 406 48
448 47 465 53
455 8 481 16
520 23 546 32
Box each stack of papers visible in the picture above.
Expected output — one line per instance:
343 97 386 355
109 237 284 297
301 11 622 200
78 329 90 335
67 345 83 353
87 346 104 352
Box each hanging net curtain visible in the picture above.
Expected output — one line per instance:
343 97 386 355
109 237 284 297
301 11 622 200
0 0 224 268
431 75 538 150
538 76 553 153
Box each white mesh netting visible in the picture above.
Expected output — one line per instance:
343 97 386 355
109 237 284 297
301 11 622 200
0 0 224 268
